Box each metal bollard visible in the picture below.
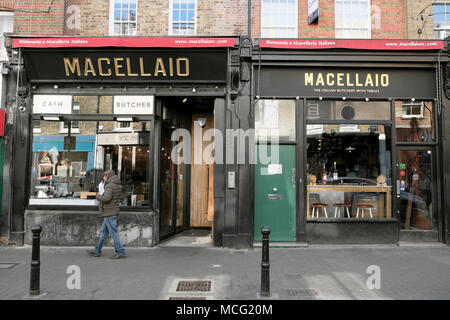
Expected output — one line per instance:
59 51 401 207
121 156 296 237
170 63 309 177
30 225 42 296
260 226 271 297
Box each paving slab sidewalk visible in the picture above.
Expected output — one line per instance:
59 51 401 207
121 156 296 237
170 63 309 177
1 245 450 300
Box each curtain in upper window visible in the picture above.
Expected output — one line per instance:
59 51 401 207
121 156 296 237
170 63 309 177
261 0 298 38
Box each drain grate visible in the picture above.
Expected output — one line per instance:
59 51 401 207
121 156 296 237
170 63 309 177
177 280 212 292
0 263 20 269
169 297 207 300
287 288 319 297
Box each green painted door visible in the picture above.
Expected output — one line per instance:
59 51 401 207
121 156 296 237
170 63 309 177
254 145 296 241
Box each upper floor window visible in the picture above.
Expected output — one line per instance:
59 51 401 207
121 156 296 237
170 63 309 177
109 0 137 36
261 0 298 38
335 0 371 39
0 12 14 61
170 0 196 35
433 3 450 39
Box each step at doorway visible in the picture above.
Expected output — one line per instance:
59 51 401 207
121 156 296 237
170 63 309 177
158 229 212 247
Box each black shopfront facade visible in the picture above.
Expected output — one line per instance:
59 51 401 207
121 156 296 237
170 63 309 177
1 36 253 248
248 39 450 246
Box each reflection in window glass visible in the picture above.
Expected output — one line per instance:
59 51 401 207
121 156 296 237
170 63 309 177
30 121 151 207
306 100 391 121
306 124 392 219
395 101 434 142
398 149 435 230
255 100 296 142
170 0 196 35
111 0 137 36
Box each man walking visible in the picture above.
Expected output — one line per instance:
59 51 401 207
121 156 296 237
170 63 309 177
87 170 127 259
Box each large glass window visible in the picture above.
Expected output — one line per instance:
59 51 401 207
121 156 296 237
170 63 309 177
395 101 435 143
109 0 137 36
30 120 151 207
170 0 196 35
261 0 298 38
306 124 392 219
255 99 296 142
335 0 371 39
433 3 450 39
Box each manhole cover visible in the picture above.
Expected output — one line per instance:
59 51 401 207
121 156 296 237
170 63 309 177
169 297 207 300
0 263 19 269
287 288 319 297
177 280 212 292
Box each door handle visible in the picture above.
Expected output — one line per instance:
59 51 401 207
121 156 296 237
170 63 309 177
396 180 401 198
292 168 296 184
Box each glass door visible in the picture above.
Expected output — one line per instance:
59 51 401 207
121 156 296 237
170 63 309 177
397 147 438 241
160 124 178 238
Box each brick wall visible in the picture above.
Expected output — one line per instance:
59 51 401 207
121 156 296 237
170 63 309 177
13 0 65 35
406 0 433 39
252 0 405 39
9 0 416 39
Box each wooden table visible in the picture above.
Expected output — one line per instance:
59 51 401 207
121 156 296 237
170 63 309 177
307 185 392 218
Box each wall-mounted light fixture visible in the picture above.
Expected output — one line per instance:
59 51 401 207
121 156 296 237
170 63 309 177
115 116 135 122
41 115 63 121
197 117 207 128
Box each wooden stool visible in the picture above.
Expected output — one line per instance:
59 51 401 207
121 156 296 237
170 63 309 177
333 204 351 218
356 204 374 218
311 203 328 218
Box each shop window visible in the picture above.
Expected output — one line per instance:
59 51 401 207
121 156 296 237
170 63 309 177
395 101 434 143
30 120 151 207
306 100 390 121
109 0 137 36
255 99 296 142
433 3 450 39
306 124 392 219
60 101 80 133
335 0 371 39
170 0 196 35
261 0 298 38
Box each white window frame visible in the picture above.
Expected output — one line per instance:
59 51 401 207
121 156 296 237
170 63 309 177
261 0 298 38
335 0 371 39
433 2 450 39
169 0 197 36
108 0 138 36
113 121 132 132
401 102 425 119
0 11 14 62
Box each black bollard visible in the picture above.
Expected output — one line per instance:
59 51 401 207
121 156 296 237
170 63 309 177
260 226 271 297
30 225 42 296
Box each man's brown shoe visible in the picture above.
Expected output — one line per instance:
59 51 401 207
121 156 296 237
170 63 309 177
87 249 101 257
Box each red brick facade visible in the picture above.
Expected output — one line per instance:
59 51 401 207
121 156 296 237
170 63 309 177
7 0 407 39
